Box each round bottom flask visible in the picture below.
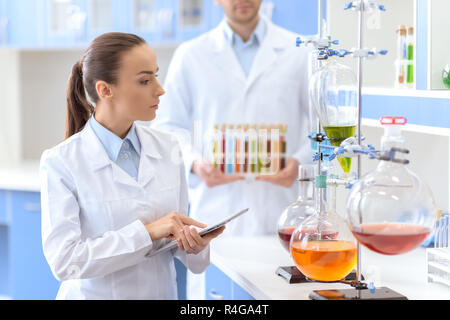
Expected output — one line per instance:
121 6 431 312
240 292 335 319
277 165 315 251
289 175 357 282
347 117 436 255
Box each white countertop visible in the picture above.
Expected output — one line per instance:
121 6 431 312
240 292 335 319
210 235 450 300
0 162 40 192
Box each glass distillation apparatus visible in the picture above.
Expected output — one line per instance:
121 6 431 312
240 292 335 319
288 54 359 283
292 0 437 299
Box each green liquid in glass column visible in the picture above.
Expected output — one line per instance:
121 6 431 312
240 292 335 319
323 125 356 173
443 64 450 89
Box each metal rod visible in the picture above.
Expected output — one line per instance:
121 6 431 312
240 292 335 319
318 0 325 39
355 0 365 295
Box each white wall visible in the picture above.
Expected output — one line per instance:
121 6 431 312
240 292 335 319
0 49 21 166
430 0 450 90
327 0 415 88
0 45 178 163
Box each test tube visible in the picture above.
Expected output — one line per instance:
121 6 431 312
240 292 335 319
265 124 272 171
271 124 280 174
226 124 235 175
280 123 287 170
406 27 414 88
258 124 267 174
395 25 407 88
243 124 249 174
249 124 258 174
235 124 244 174
220 124 226 173
212 124 220 168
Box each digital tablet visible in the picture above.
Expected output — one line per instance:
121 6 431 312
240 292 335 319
146 208 249 257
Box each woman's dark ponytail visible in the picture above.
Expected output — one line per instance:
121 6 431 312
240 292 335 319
64 32 146 139
65 60 94 139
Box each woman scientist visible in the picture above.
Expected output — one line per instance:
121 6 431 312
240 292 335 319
40 32 224 299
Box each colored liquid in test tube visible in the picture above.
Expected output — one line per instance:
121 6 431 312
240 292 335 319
220 124 226 173
265 124 272 171
271 124 280 174
235 124 244 174
243 124 249 174
226 124 235 174
212 124 220 169
280 123 287 170
250 124 258 173
258 124 267 174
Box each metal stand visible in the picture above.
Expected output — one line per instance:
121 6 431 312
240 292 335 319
296 0 407 300
276 266 363 284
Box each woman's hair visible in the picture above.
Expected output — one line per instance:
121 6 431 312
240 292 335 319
65 32 146 139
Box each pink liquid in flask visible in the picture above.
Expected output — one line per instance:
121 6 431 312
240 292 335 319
352 223 430 255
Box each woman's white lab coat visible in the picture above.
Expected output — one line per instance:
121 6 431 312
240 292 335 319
40 123 209 299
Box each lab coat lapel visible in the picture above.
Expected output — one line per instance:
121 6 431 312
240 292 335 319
80 123 140 189
209 25 247 84
247 20 287 89
136 125 162 188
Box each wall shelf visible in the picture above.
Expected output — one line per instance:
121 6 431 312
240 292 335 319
363 87 450 99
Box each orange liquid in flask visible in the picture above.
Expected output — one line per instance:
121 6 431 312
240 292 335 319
290 240 357 282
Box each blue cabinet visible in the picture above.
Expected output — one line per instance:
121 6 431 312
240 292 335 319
269 0 318 36
174 0 213 42
3 0 43 47
174 257 187 300
0 190 60 299
125 0 176 44
1 0 319 48
208 0 319 36
206 263 232 300
0 190 7 225
205 264 254 300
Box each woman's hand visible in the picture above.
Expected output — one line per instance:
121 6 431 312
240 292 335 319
177 225 226 254
145 211 207 242
192 159 244 188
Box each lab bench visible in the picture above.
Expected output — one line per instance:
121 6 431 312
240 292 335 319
208 235 450 300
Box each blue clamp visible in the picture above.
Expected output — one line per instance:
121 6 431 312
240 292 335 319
337 49 349 57
378 4 386 11
369 282 375 294
344 2 353 10
335 146 345 155
296 37 302 47
331 40 339 45
379 49 388 55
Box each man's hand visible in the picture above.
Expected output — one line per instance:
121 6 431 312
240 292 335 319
255 158 299 187
192 159 244 188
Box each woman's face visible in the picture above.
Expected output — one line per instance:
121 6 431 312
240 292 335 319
110 43 165 122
